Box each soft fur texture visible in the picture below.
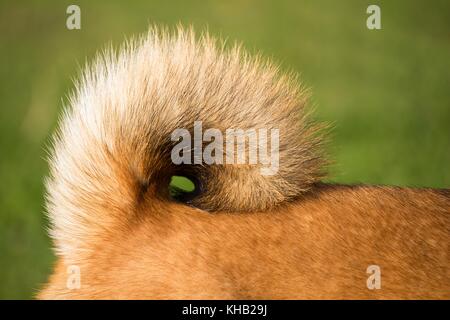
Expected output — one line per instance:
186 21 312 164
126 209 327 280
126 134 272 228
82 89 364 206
40 27 449 299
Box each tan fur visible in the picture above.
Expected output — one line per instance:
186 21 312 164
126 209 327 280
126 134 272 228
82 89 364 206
40 27 450 299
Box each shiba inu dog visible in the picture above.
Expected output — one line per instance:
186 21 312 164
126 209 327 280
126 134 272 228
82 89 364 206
39 27 449 299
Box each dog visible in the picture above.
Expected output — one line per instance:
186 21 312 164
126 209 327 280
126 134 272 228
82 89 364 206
39 27 449 299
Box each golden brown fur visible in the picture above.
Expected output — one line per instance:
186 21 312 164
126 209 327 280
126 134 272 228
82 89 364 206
39 27 450 299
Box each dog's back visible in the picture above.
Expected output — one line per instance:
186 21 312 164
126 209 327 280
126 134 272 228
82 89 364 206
39 27 450 299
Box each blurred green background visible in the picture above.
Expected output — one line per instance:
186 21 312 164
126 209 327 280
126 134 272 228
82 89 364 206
0 0 449 299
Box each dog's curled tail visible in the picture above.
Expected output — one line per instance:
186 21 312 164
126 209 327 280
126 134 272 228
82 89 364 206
46 27 326 258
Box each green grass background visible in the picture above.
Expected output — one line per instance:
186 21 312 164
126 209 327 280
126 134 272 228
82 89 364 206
0 0 449 299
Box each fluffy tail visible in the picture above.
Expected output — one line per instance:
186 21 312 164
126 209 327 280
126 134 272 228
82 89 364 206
46 27 326 259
